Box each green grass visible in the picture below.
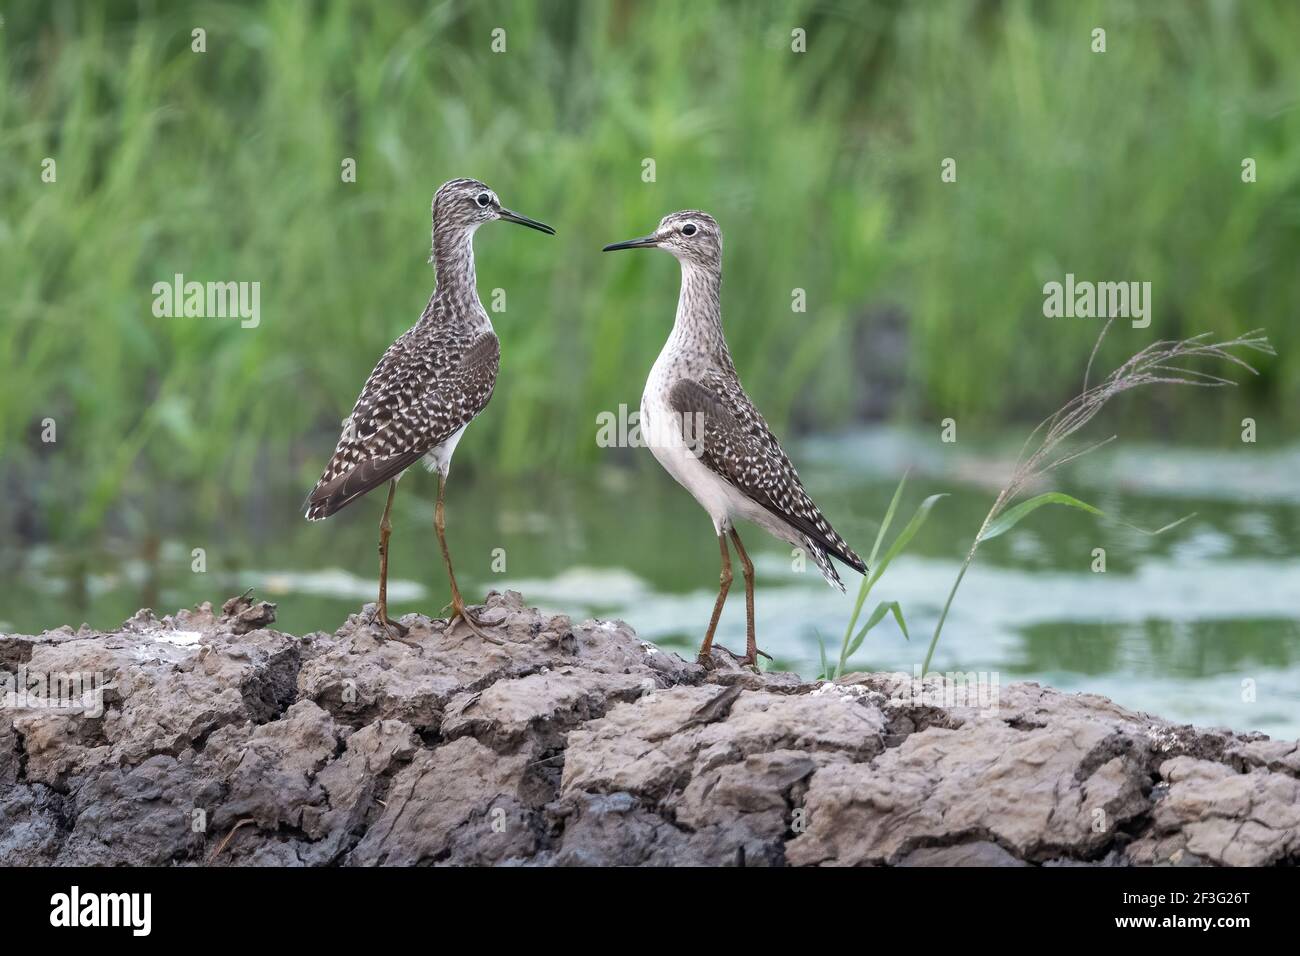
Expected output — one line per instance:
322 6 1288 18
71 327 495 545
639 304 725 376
1 0 1296 541
820 469 944 679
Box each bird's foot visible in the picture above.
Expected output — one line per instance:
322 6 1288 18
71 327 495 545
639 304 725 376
379 615 410 639
443 598 505 645
370 605 422 648
368 603 409 636
696 644 770 672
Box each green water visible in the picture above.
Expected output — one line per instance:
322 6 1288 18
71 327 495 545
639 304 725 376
3 427 1298 739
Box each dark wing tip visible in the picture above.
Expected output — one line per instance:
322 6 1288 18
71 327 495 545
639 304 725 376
840 546 868 576
303 450 423 521
304 496 335 521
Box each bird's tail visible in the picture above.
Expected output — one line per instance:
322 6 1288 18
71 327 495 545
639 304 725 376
303 449 423 521
802 534 867 592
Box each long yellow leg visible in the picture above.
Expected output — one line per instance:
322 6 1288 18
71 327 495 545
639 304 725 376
375 479 408 638
697 534 733 664
729 528 765 668
434 474 497 642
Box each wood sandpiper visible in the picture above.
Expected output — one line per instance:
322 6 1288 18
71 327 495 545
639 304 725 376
604 211 866 668
305 178 554 640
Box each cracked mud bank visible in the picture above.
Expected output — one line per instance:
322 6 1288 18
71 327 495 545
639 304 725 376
2 591 1297 866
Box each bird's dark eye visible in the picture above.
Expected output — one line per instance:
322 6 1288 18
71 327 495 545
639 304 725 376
476 193 491 207
681 223 697 236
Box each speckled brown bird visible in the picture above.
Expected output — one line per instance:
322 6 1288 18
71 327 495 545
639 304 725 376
305 178 554 640
604 211 866 668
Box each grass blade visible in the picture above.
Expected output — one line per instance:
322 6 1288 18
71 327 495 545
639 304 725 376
845 600 909 660
837 471 910 676
978 492 1102 542
868 471 909 568
868 493 948 585
841 472 909 643
979 492 1195 542
887 601 910 642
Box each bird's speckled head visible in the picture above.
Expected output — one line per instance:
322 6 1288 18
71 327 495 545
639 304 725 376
430 178 555 236
602 210 722 270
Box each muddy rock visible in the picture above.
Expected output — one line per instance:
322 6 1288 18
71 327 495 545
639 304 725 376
0 590 1294 866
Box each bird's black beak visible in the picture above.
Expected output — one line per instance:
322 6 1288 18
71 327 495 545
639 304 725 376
498 207 556 235
602 234 659 252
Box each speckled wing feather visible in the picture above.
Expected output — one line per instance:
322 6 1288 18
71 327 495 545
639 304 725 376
304 327 500 519
668 372 866 589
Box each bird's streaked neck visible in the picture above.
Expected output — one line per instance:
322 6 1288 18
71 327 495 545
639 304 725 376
430 223 482 313
671 258 726 354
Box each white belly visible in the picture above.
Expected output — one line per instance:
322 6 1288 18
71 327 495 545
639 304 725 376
641 388 755 537
422 423 468 477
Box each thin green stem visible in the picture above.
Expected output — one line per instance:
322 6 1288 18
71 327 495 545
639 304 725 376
837 471 908 678
922 506 996 673
837 575 875 678
922 561 968 674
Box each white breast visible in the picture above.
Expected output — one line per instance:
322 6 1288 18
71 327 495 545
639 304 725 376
642 355 751 537
422 423 468 477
